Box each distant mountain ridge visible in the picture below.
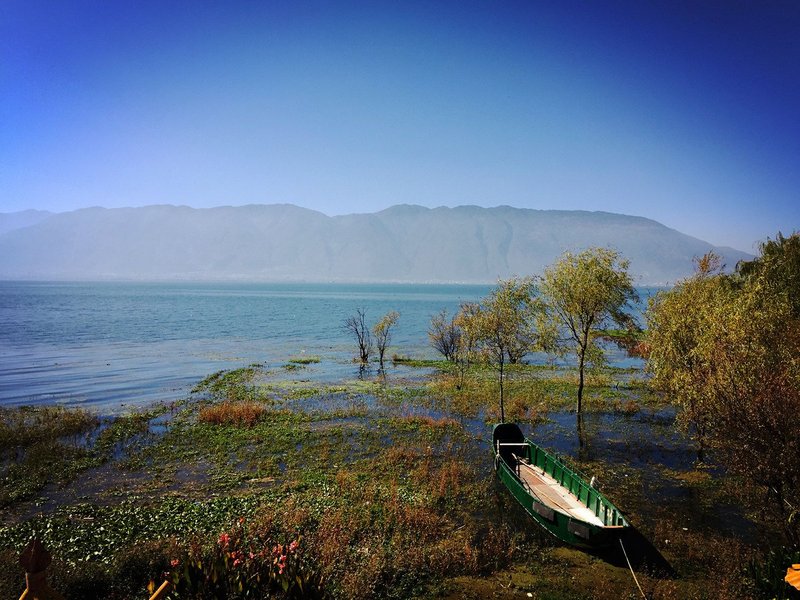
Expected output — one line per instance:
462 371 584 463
0 209 53 236
0 204 752 285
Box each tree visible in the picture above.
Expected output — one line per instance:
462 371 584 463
373 310 399 370
468 277 542 423
540 247 639 415
736 231 800 316
428 309 461 362
647 243 800 543
646 252 731 460
451 302 481 391
343 308 372 364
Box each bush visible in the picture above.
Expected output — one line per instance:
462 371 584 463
198 402 266 427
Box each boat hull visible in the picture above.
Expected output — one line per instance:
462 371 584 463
493 423 629 550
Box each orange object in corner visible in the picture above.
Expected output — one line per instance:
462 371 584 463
786 564 800 591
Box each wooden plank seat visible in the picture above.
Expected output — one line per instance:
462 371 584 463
512 453 604 526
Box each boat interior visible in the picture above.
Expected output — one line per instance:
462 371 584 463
511 452 604 526
493 422 626 529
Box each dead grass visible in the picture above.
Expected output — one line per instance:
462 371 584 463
197 401 266 427
395 414 461 430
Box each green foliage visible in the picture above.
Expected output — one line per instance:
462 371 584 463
193 367 261 402
646 255 734 458
0 406 100 506
428 308 461 362
737 231 800 317
747 546 800 600
0 496 267 566
647 243 800 543
165 521 317 599
288 356 321 365
372 310 400 369
458 277 543 421
539 247 638 414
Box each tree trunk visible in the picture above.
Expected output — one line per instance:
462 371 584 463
577 346 585 414
499 356 505 423
577 412 587 461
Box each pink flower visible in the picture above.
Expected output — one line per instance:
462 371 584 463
170 558 180 568
233 558 242 567
288 540 299 553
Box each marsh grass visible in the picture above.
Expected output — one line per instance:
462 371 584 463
0 358 784 598
289 355 322 365
198 401 267 427
0 406 99 507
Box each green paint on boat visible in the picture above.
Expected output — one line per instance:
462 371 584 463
493 422 630 549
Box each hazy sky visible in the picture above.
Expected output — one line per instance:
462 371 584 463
2 1 799 252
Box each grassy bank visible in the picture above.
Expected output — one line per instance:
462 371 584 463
0 359 787 599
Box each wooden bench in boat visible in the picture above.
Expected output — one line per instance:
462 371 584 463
512 453 604 527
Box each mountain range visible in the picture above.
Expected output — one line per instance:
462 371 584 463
0 204 752 285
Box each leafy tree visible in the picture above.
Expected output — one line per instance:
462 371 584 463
646 252 732 460
428 309 461 362
736 231 800 316
373 310 400 370
466 277 542 422
648 243 800 543
451 302 481 391
540 247 638 414
343 308 372 364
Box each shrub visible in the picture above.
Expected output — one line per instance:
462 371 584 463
198 402 266 427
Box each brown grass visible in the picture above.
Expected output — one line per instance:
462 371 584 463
396 413 461 430
197 401 266 427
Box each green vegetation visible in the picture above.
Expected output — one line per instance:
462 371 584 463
539 247 639 415
0 353 775 599
0 406 99 507
648 235 800 546
458 277 543 422
4 229 800 599
373 310 400 370
289 356 322 365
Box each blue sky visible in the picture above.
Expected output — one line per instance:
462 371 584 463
2 1 798 252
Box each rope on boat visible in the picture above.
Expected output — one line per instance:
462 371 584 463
619 539 647 599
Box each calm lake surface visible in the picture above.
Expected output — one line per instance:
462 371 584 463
0 281 652 415
0 281 492 413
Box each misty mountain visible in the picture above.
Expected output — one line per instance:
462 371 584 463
0 204 752 285
0 209 53 236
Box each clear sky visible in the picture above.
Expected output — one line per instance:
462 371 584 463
2 0 798 252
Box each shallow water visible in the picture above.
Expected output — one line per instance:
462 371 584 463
0 282 492 413
0 281 651 414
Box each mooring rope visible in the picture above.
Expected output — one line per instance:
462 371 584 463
619 538 647 599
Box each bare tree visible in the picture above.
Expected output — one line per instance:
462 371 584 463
428 309 461 361
343 308 372 363
373 310 400 370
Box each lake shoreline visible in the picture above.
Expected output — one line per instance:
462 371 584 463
0 359 777 599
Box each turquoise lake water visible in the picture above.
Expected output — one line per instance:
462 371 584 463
0 281 652 414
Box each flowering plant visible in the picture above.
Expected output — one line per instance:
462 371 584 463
155 517 318 598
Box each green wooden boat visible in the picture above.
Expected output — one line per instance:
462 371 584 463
493 423 630 549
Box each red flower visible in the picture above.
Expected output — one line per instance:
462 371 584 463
288 540 299 553
218 533 231 548
170 558 180 568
